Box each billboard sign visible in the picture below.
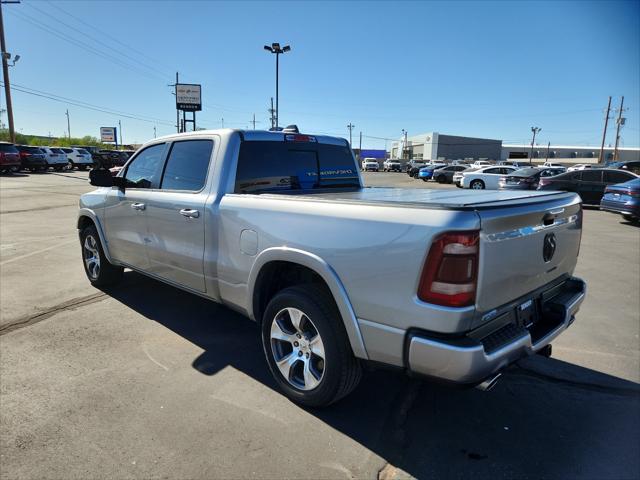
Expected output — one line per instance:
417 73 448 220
176 84 202 111
100 127 117 143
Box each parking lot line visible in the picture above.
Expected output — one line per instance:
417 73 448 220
0 238 77 266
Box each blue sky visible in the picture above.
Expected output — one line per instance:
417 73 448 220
2 0 639 149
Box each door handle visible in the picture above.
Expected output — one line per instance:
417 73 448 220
130 202 146 211
179 208 200 218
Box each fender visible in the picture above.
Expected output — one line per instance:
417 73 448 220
77 208 117 265
247 247 369 360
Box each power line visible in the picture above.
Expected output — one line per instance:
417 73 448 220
1 82 174 126
24 1 173 81
7 9 168 82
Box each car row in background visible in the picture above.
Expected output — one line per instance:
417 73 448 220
0 142 135 174
537 168 638 205
498 167 567 190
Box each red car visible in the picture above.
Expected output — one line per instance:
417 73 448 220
0 142 21 173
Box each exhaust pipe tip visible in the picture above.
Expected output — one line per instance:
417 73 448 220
476 373 502 392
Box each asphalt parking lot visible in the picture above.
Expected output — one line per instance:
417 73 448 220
1 170 639 479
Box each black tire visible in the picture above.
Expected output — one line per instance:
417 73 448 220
54 166 63 172
470 179 485 190
437 175 446 184
422 178 428 182
78 164 87 171
68 161 75 170
261 285 362 407
80 225 123 287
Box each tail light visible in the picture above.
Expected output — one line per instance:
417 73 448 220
418 231 479 307
538 177 551 187
19 152 29 158
628 189 640 197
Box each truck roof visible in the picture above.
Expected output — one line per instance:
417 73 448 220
153 128 349 147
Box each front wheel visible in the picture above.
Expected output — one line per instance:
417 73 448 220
80 225 123 287
261 285 362 407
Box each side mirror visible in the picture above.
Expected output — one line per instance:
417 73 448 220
89 168 114 187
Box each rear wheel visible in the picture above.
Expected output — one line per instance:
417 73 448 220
80 225 123 287
261 285 362 407
470 179 485 190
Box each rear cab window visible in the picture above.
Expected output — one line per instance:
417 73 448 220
235 137 359 194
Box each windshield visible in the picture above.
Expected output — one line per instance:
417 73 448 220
235 140 359 193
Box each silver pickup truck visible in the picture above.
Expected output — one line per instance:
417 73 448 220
79 128 586 406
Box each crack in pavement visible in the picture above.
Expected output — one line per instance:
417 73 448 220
0 292 108 336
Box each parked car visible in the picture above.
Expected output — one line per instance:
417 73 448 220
599 178 640 222
499 167 567 191
538 168 638 205
606 160 640 175
80 128 586 406
406 160 428 177
0 142 21 173
15 145 48 172
470 160 492 168
431 165 467 184
61 147 94 170
543 162 565 168
39 147 69 171
497 161 524 168
453 167 478 187
361 158 379 172
460 166 518 190
383 159 402 172
417 163 447 181
567 163 597 172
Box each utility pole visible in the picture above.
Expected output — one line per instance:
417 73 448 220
613 96 625 163
359 131 362 160
168 72 180 133
598 96 612 164
221 117 224 129
252 113 256 130
65 109 70 139
0 0 18 143
347 123 354 146
268 98 275 129
118 119 122 148
153 126 156 138
529 126 541 165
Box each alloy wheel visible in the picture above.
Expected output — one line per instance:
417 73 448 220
83 235 101 279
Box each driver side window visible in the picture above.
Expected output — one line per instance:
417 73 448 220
124 144 166 189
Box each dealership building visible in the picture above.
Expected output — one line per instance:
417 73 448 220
390 132 640 163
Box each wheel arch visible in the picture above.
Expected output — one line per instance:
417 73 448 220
247 247 369 360
77 208 116 264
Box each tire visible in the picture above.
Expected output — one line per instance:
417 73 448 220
78 164 87 171
470 179 485 190
68 161 75 170
261 285 362 407
622 214 638 223
436 175 446 184
422 178 428 182
80 225 123 287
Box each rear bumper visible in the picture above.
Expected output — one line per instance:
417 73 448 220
406 277 586 384
600 199 640 217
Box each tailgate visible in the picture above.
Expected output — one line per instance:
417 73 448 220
475 193 582 314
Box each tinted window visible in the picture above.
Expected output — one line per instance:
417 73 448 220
0 144 18 153
604 170 635 184
61 148 73 153
512 168 539 177
160 140 213 191
580 170 603 182
51 148 65 154
125 144 166 189
484 168 502 174
235 140 358 193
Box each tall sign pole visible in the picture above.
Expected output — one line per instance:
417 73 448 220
0 1 16 143
598 96 612 164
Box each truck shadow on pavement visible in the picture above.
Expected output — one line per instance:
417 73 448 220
106 271 640 480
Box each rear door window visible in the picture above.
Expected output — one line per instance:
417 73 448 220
160 140 213 191
580 170 603 182
235 140 358 193
0 144 18 153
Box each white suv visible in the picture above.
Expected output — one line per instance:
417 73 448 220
38 147 69 171
383 159 402 172
361 158 379 172
61 147 94 170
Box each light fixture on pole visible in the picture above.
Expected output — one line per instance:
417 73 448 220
263 42 291 130
530 126 541 165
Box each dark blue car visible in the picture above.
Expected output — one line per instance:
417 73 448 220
600 177 640 222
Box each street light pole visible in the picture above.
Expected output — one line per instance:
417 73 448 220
264 43 290 129
529 126 541 165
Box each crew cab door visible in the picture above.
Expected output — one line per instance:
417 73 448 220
103 143 168 270
144 139 214 293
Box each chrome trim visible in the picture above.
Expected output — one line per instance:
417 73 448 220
484 214 578 242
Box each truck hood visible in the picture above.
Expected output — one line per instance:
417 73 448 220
308 187 576 209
